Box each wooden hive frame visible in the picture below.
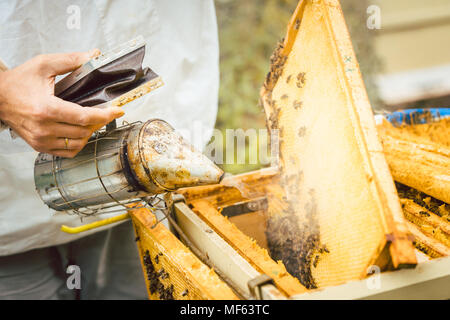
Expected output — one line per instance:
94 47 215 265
377 119 450 204
258 0 416 288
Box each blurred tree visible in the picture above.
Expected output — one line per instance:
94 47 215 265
216 0 297 131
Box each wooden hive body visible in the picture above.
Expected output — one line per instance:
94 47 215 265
131 207 239 300
131 0 421 299
178 168 309 297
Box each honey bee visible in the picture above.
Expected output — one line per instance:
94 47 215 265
313 255 320 268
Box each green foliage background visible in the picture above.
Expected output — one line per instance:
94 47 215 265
214 0 381 173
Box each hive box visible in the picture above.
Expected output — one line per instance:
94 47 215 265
131 0 424 299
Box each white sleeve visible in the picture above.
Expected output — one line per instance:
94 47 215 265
0 120 9 132
0 58 10 133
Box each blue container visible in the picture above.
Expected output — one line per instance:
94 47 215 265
376 108 450 127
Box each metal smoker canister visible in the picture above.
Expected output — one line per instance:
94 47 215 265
34 119 224 213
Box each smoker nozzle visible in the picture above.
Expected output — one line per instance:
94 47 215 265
126 120 224 192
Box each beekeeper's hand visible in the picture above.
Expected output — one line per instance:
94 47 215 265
0 51 124 158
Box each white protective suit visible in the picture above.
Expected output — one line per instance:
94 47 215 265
0 0 219 256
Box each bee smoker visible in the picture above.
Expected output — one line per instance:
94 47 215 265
34 119 224 216
34 36 224 223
